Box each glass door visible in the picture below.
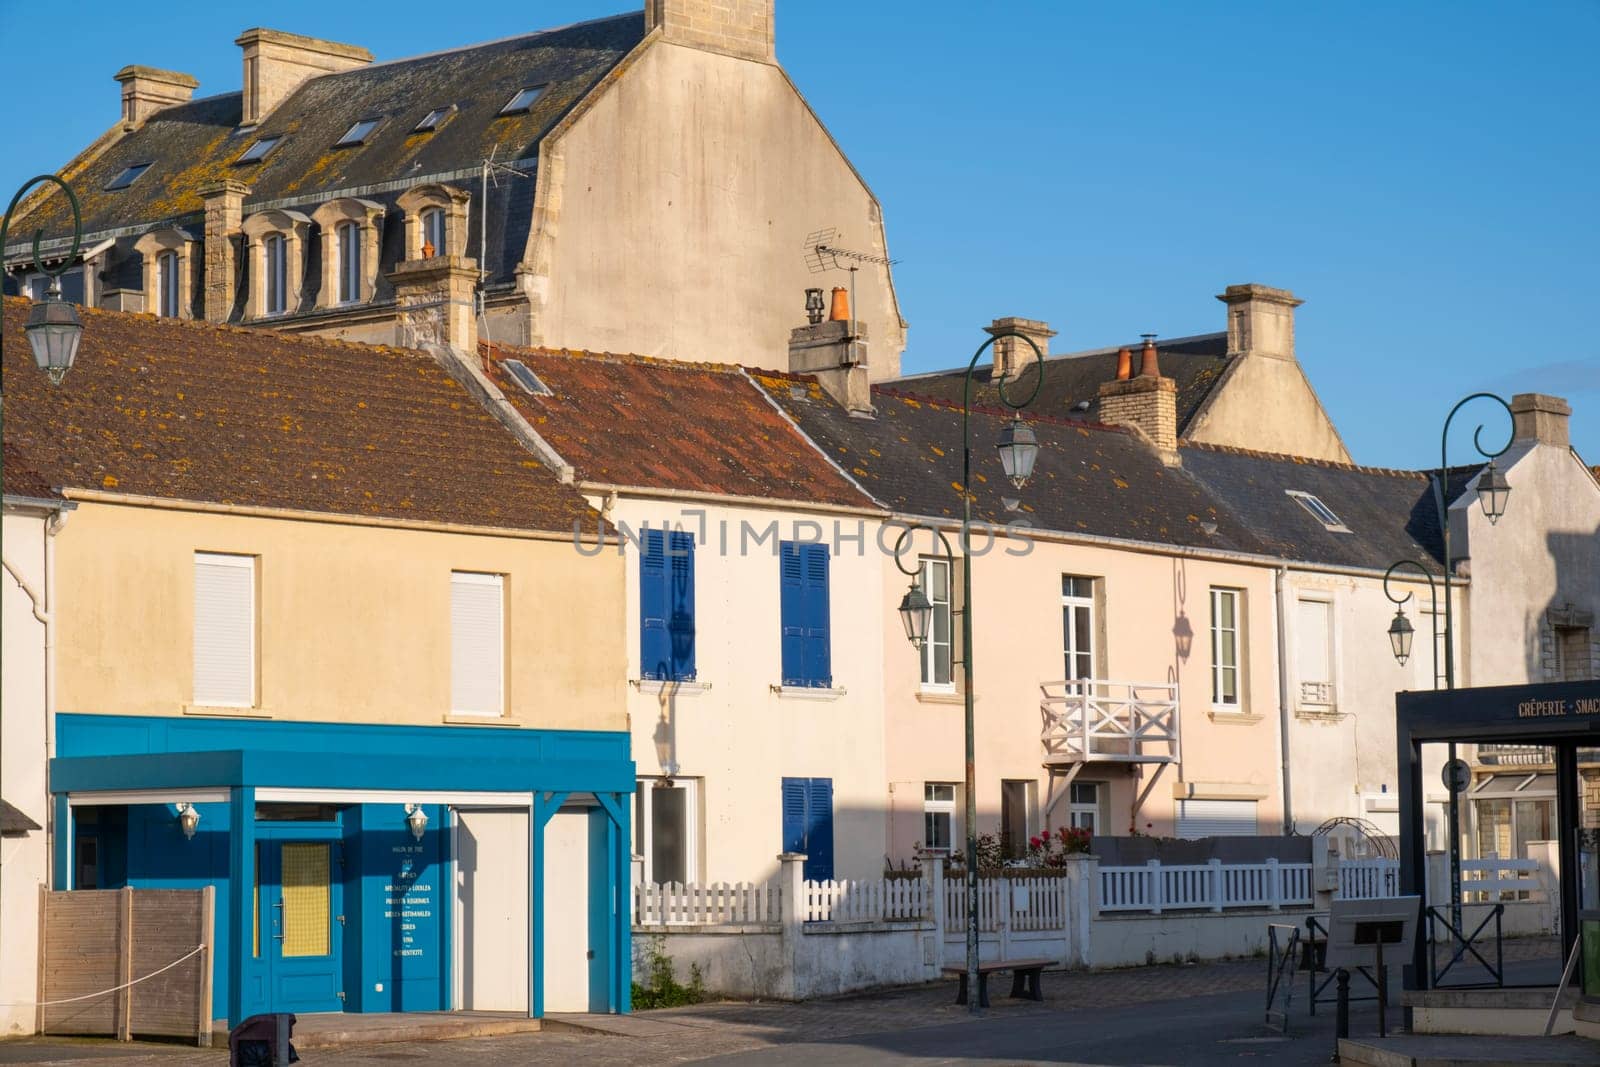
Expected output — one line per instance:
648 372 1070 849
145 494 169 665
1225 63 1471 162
259 836 344 1013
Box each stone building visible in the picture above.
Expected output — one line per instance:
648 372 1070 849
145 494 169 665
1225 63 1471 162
3 2 904 374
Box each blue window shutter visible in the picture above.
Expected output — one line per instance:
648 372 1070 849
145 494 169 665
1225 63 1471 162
639 530 668 680
667 530 695 680
780 778 807 857
803 545 831 688
806 778 834 881
779 543 806 686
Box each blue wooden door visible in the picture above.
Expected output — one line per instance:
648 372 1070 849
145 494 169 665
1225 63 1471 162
780 778 834 881
260 836 345 1013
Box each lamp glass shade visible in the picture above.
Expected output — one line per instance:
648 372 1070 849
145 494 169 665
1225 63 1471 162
1387 608 1415 667
24 294 83 385
997 418 1039 490
898 583 932 648
406 806 429 841
1476 462 1511 526
177 804 201 840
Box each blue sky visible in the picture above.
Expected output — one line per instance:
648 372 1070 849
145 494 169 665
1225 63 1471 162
3 1 1596 468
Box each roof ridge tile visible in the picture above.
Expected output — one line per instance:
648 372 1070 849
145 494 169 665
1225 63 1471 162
1177 437 1432 480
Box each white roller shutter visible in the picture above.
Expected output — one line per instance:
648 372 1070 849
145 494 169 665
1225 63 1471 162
1176 799 1258 839
194 553 256 707
451 572 504 715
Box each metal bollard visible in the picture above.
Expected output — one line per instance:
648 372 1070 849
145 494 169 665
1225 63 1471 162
1332 968 1350 1063
275 1014 290 1067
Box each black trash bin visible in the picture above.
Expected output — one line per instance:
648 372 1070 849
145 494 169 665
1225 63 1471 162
229 1013 299 1067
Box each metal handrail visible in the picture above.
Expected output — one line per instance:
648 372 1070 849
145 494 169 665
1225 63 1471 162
1303 914 1380 1015
1426 903 1505 987
1266 923 1300 1033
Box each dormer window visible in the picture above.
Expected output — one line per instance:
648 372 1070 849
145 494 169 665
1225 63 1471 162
421 208 445 257
413 106 455 133
241 209 311 319
310 198 384 309
134 226 198 320
336 223 361 303
397 183 470 262
105 162 152 191
1286 490 1350 532
235 136 281 164
335 118 381 147
498 86 545 115
263 235 288 315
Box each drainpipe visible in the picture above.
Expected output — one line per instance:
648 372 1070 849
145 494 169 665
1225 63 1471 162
1275 566 1294 834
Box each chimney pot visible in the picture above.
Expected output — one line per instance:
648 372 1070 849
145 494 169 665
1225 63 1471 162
1138 335 1161 378
828 287 850 323
1115 347 1133 381
804 287 825 325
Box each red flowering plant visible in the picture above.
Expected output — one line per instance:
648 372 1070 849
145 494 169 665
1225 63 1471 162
1025 826 1093 868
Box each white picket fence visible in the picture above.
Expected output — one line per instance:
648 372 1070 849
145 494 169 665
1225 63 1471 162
940 875 1071 931
802 877 929 922
1097 859 1315 913
1462 857 1541 902
634 880 780 925
1336 858 1400 900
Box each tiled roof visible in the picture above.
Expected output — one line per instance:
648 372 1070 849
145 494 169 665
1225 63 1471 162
2 443 62 501
481 345 876 509
2 298 597 532
1178 441 1473 573
10 14 643 286
753 372 1269 554
0 799 41 835
890 333 1230 435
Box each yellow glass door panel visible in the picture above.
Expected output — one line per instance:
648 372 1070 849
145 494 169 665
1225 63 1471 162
279 842 331 958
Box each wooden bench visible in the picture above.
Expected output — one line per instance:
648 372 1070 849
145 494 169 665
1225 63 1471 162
940 958 1055 1007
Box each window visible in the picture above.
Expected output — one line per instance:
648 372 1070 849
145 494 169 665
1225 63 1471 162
1176 798 1258 839
420 207 445 256
414 106 455 133
336 222 361 304
105 162 152 190
1068 782 1101 834
1001 781 1032 858
1295 598 1334 706
156 251 180 318
1210 588 1242 707
263 234 288 315
1286 490 1349 532
450 571 504 716
640 529 695 681
1061 575 1096 685
235 136 281 164
781 777 834 881
499 86 545 115
923 783 956 852
634 778 698 885
335 118 381 147
779 541 831 688
26 269 85 305
919 559 953 689
194 552 256 707
501 359 552 397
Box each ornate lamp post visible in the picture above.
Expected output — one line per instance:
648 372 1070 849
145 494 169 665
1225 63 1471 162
1382 392 1513 940
892 329 1044 1014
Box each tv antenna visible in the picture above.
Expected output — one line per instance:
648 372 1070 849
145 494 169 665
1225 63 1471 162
802 228 896 335
474 146 534 352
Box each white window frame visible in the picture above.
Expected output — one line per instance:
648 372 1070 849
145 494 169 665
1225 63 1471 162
1294 595 1336 708
193 552 257 708
420 208 446 257
635 777 699 885
263 234 287 315
1210 587 1242 709
919 558 954 692
157 250 180 318
1068 781 1101 834
923 782 957 852
337 222 361 305
1062 575 1096 687
450 570 505 717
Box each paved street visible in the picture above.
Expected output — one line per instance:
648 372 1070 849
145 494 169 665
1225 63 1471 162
8 945 1566 1066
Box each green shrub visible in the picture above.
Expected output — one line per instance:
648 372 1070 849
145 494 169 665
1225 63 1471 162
631 935 706 1010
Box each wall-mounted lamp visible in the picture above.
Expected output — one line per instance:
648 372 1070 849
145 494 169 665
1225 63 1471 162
404 804 429 841
176 803 201 840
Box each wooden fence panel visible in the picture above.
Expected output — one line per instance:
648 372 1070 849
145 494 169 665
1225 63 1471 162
38 889 122 1036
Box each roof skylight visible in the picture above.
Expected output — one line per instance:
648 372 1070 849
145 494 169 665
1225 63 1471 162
414 106 455 133
335 118 382 147
1286 490 1349 532
235 136 282 164
502 359 552 397
498 86 545 115
105 162 153 191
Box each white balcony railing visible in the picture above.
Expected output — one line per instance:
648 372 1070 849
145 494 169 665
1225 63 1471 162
1040 679 1180 765
1475 744 1552 767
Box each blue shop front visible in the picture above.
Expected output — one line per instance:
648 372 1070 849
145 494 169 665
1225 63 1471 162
50 714 634 1025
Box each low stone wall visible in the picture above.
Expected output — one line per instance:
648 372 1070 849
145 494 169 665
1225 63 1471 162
1088 908 1307 968
632 925 787 999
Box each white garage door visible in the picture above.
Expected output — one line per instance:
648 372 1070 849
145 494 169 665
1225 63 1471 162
542 809 593 1013
1176 799 1258 838
456 809 529 1012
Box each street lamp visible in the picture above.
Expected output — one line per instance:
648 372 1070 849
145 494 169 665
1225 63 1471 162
1382 392 1513 951
890 329 1045 1015
3 175 85 383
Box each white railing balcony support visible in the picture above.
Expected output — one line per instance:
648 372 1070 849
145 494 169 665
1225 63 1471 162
1039 679 1180 765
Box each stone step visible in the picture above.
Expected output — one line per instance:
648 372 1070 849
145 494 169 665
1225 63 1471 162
1337 1034 1600 1067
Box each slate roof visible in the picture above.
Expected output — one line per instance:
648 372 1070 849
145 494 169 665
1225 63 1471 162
10 13 644 286
752 372 1268 554
2 298 598 532
891 333 1231 434
481 344 876 508
1178 442 1476 573
0 799 41 835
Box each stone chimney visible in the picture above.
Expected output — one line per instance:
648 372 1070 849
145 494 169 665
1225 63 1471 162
113 66 198 129
389 256 481 356
644 0 775 62
1511 393 1571 448
236 28 372 127
789 287 870 413
985 316 1055 383
1098 336 1177 455
199 180 250 322
1217 283 1303 361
